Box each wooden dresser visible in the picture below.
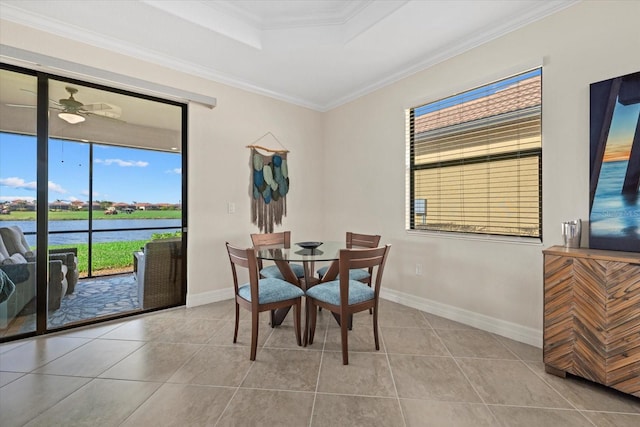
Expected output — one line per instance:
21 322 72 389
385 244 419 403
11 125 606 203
543 245 640 397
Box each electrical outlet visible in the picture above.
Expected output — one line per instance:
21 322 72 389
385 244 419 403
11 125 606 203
415 263 423 275
227 202 236 214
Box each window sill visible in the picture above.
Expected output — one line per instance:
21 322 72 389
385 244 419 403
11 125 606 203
406 229 543 246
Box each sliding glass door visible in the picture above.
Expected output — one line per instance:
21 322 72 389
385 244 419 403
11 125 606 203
0 66 186 340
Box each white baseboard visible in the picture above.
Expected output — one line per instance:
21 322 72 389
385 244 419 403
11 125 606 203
186 288 234 307
380 288 542 348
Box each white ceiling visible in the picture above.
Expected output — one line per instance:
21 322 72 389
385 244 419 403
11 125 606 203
0 0 578 111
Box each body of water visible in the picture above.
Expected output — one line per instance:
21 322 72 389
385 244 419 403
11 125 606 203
0 219 181 246
590 160 640 242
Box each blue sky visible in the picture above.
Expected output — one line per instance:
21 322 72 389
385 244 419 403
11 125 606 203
0 133 182 204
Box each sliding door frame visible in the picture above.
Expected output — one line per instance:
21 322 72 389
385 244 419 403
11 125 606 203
0 63 188 340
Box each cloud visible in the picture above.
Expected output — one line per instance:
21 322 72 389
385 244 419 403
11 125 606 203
95 158 148 167
166 168 182 174
48 181 67 194
0 177 37 190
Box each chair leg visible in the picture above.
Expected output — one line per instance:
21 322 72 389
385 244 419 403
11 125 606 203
341 314 349 365
233 303 240 343
373 305 380 351
309 300 317 345
250 311 259 361
294 299 302 346
270 310 276 328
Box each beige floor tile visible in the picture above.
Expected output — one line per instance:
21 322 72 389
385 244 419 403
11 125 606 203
0 339 28 354
317 351 395 396
23 378 160 427
581 411 640 427
437 329 518 359
423 313 478 330
99 316 182 341
100 315 226 343
121 383 235 426
457 358 571 408
241 347 321 392
375 306 430 328
99 342 202 381
312 393 404 427
32 339 144 377
0 336 90 372
400 399 496 427
0 373 90 427
492 334 543 362
58 320 127 339
489 406 594 427
157 300 235 320
389 354 481 402
3 298 637 427
168 345 253 386
216 388 314 427
0 370 24 387
207 318 273 348
525 361 640 413
264 322 318 350
323 321 381 353
382 326 448 356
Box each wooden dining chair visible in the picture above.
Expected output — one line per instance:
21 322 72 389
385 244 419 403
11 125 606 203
307 244 391 364
226 242 304 360
251 231 305 282
316 232 381 283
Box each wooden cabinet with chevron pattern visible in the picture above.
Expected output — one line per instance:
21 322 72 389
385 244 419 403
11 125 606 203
543 246 640 397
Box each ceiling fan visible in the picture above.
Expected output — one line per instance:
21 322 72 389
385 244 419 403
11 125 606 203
6 86 123 124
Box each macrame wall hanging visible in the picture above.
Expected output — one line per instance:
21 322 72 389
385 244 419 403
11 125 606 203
247 132 290 233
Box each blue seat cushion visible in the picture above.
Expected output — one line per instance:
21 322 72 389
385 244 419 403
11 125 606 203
316 266 370 282
306 279 374 306
238 277 304 304
260 263 305 279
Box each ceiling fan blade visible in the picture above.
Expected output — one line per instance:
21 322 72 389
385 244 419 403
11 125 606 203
19 87 62 106
5 103 36 108
84 111 127 123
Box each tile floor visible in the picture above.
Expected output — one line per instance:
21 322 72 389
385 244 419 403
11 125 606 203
0 299 638 426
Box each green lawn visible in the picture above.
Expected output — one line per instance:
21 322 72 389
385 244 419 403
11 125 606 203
52 240 147 274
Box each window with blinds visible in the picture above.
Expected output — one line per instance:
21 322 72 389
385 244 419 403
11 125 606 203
407 68 542 238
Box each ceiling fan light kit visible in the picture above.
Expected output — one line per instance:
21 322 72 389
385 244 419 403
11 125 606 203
57 111 86 124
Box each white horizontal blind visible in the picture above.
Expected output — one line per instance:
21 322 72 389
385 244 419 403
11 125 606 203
407 69 542 237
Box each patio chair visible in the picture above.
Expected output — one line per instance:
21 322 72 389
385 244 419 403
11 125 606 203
0 225 79 293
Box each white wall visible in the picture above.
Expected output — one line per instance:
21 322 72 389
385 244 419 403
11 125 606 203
2 1 639 346
322 1 640 346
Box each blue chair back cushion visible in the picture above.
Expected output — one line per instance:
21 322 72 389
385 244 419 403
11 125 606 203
306 279 374 306
316 266 370 281
260 263 305 279
238 277 304 304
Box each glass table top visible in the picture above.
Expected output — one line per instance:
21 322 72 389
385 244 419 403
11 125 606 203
256 241 346 262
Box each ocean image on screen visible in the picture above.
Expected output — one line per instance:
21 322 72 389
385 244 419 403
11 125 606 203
590 160 640 243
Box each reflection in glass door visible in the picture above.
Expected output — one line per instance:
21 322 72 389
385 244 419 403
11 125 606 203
0 69 38 339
